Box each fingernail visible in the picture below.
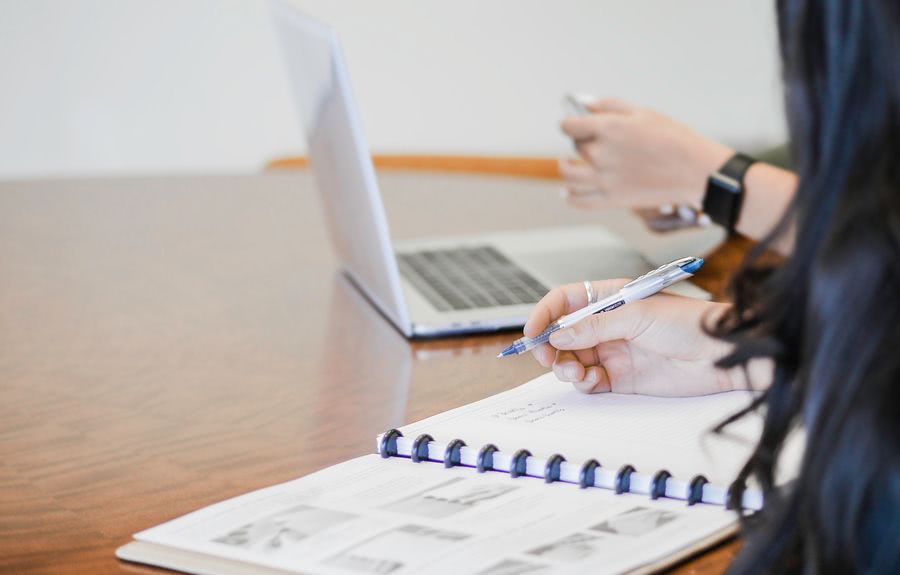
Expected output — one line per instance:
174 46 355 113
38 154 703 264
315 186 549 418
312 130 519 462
572 380 593 394
550 329 573 347
564 364 579 380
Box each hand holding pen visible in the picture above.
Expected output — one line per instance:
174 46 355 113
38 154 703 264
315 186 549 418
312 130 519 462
501 257 741 396
499 257 703 357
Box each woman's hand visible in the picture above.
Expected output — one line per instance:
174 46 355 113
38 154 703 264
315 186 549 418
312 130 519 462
559 99 734 210
524 279 741 396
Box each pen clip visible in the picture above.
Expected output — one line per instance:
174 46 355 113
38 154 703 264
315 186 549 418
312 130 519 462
622 257 696 289
622 263 672 289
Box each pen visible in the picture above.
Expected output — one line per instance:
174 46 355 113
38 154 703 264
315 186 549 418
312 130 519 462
497 256 704 358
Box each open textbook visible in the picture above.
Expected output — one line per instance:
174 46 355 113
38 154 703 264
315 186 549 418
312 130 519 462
117 373 804 575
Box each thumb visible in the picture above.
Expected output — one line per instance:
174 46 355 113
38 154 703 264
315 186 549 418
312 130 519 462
549 302 649 350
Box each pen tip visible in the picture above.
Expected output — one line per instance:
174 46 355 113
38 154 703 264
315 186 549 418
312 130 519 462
496 346 516 358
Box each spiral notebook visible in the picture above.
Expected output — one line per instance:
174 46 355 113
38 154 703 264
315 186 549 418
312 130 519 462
117 373 803 575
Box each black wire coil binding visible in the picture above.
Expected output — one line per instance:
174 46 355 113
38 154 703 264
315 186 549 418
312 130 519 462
510 449 532 478
476 444 499 473
650 469 672 500
411 433 434 463
379 429 403 458
687 475 708 506
579 459 601 489
443 439 466 468
383 428 681 506
543 454 566 483
615 464 636 494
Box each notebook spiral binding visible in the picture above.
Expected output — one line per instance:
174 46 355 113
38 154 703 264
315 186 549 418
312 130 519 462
510 449 532 478
650 470 672 500
579 459 601 489
443 439 466 468
379 428 402 458
544 454 566 483
615 464 636 494
377 428 748 508
687 475 708 506
476 444 498 473
411 434 434 463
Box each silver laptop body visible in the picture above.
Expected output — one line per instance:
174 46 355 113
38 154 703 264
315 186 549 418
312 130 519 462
270 2 716 338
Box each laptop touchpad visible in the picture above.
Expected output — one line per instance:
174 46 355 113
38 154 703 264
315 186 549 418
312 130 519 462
513 246 650 286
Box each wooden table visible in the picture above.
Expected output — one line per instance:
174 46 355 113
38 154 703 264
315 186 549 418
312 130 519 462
0 170 748 574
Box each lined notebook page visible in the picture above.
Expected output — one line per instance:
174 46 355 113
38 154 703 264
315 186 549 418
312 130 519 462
400 373 803 488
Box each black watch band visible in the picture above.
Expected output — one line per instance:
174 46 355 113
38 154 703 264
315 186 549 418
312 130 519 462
702 153 756 232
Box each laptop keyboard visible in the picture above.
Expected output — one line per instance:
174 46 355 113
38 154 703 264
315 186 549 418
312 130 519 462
397 246 548 312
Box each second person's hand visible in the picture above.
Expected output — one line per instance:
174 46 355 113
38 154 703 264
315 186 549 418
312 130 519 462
559 99 734 210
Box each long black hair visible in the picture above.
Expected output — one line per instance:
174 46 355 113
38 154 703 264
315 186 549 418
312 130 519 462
711 1 900 572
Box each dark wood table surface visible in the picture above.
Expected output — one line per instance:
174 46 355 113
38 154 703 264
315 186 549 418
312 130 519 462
0 170 749 575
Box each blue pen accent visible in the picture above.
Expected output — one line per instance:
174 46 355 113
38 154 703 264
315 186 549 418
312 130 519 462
496 345 523 358
497 322 562 357
680 257 704 274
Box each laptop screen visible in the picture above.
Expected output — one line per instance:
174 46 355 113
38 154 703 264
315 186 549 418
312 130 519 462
269 1 411 334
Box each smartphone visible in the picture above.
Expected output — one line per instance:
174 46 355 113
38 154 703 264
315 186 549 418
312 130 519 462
563 92 595 117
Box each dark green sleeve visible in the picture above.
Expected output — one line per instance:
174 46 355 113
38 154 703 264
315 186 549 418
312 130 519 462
753 143 793 170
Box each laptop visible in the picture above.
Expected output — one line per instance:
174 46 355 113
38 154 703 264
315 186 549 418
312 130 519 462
270 2 712 338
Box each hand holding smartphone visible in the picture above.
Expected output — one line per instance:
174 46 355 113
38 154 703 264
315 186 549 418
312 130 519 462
563 92 596 117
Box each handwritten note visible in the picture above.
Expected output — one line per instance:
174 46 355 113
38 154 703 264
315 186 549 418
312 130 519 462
490 402 566 424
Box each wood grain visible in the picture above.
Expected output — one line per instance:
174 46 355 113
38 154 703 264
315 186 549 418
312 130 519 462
0 170 751 575
267 154 562 179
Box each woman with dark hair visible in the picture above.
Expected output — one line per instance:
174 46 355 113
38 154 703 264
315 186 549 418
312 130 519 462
525 1 900 572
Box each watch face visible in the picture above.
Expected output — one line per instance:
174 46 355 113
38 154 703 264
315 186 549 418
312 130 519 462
704 173 743 231
710 172 742 194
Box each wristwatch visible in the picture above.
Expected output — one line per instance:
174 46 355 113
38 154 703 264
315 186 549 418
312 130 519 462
702 153 757 233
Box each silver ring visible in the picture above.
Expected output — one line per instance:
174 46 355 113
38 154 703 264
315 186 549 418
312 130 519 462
583 280 596 305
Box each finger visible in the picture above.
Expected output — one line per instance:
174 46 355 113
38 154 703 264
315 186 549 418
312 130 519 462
589 278 632 300
560 116 607 141
523 284 586 337
558 158 596 185
549 300 649 350
566 193 615 212
573 140 606 168
559 188 616 210
530 342 556 368
586 98 635 115
565 189 638 210
553 350 585 382
572 365 613 394
524 278 629 337
564 181 604 196
573 347 599 367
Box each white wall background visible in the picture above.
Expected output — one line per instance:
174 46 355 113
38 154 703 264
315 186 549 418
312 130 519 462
0 0 786 180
